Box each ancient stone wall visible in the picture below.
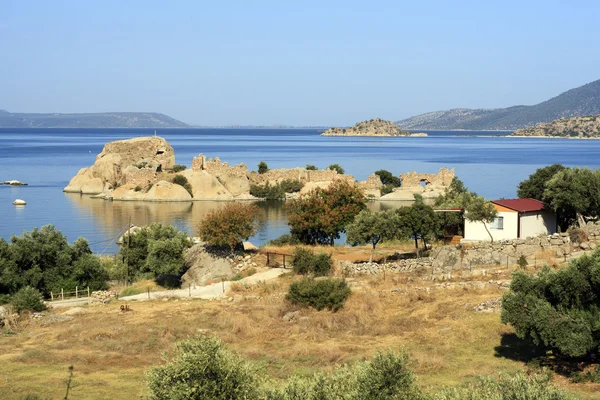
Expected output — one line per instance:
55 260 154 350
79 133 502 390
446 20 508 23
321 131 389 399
400 167 454 188
191 154 248 178
123 167 157 187
249 168 355 185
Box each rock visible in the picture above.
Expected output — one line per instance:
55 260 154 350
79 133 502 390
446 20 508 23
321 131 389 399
283 311 301 322
12 199 26 205
62 307 90 316
0 305 5 319
322 118 412 137
4 180 27 186
182 170 234 200
180 244 234 286
580 242 591 250
143 180 192 201
243 242 258 251
233 295 244 303
40 315 74 325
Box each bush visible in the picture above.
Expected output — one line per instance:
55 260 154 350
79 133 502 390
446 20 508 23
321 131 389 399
147 335 261 400
291 247 332 276
306 164 318 171
249 182 285 200
327 163 345 174
197 203 261 251
134 185 142 192
279 179 303 193
268 234 299 246
172 174 193 197
172 164 186 173
501 248 600 358
286 277 351 311
432 372 574 400
517 255 528 269
258 161 269 174
10 287 46 313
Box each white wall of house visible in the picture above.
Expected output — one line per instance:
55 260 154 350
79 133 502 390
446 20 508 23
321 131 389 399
520 210 557 238
464 211 519 241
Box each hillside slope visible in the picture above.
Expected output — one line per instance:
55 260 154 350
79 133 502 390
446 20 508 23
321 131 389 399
396 79 600 130
511 115 600 138
0 111 189 128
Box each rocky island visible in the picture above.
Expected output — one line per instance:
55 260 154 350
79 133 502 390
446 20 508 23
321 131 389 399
511 115 600 138
321 118 427 137
64 136 451 202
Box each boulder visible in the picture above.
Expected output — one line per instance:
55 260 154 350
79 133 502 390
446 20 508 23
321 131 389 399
62 307 90 316
181 244 233 285
12 199 26 205
144 181 192 202
299 181 332 194
217 174 250 197
4 180 27 186
182 170 234 200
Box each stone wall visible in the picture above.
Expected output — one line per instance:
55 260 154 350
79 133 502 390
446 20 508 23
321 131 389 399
123 166 158 187
249 168 355 185
342 222 600 279
191 154 248 178
400 167 454 188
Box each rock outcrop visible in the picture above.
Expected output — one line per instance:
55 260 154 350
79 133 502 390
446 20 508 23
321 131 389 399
322 118 422 137
511 115 600 138
380 168 454 201
64 136 175 194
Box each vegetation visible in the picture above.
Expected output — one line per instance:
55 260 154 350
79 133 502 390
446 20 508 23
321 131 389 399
375 169 402 196
10 286 46 313
286 180 366 245
197 203 261 251
118 223 192 286
267 233 299 246
512 115 600 138
346 209 400 261
249 180 303 200
0 226 108 298
258 161 269 174
397 197 439 250
502 248 600 358
305 164 318 170
327 163 345 174
171 164 186 173
464 196 498 242
171 174 193 197
290 247 332 276
517 165 600 229
286 277 351 312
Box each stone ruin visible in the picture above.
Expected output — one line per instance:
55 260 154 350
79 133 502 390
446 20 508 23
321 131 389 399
400 167 455 189
191 153 249 178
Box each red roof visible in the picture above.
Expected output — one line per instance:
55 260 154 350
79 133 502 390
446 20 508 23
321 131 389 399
491 198 547 213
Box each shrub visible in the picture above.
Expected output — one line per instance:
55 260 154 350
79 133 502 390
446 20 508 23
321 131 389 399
258 161 269 174
291 247 332 276
10 287 46 313
286 277 351 311
306 164 318 171
268 234 298 246
279 179 303 193
197 203 261 251
502 248 600 358
432 372 574 400
172 174 193 197
134 185 142 192
249 182 285 200
172 164 186 173
327 163 345 174
568 227 588 244
517 255 528 269
147 335 261 400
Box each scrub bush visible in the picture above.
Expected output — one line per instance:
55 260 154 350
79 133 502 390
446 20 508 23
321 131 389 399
290 247 332 276
286 277 351 312
10 287 46 313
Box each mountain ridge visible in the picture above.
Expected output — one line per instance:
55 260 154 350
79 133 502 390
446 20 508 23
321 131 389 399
0 111 189 128
396 79 600 130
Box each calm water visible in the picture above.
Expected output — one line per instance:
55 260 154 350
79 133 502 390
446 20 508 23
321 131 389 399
1 128 599 253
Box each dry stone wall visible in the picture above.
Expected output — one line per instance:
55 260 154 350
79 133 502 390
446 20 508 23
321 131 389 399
400 167 454 188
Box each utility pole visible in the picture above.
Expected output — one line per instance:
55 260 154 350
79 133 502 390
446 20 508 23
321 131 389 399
126 216 131 285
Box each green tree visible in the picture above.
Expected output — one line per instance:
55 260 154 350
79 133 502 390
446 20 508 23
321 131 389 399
464 196 498 242
501 248 600 358
517 164 566 200
258 161 269 174
286 180 366 245
544 167 600 227
327 163 345 174
147 335 261 400
346 210 401 262
172 174 193 197
396 197 438 251
197 203 261 251
286 277 351 312
374 170 402 196
305 164 318 171
10 286 47 313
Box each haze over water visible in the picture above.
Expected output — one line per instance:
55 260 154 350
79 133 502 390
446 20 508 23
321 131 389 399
2 128 600 254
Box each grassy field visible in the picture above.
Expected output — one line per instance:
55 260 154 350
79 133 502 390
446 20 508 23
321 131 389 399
1 250 599 399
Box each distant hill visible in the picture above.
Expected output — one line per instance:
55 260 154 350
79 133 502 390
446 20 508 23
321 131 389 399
0 111 189 128
322 118 415 136
396 79 600 130
511 115 600 138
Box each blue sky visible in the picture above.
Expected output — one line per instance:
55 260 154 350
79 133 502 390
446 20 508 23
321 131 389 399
1 0 599 126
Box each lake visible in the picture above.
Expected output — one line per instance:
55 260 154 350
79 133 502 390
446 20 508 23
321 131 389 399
2 128 599 253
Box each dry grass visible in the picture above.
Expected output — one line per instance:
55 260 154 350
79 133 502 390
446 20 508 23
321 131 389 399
1 272 598 399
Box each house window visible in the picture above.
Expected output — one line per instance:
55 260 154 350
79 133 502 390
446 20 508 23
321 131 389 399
490 216 504 230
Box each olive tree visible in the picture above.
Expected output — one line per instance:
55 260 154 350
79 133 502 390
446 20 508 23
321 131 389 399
346 209 401 262
198 203 261 251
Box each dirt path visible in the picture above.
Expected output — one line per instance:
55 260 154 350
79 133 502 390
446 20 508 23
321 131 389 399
120 268 287 301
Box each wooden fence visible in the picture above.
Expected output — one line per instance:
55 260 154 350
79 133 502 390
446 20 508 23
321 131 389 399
50 286 90 302
263 251 292 268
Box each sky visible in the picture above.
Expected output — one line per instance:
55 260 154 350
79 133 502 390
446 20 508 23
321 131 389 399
1 0 599 126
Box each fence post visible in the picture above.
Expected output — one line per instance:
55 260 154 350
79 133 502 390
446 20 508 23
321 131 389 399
87 287 90 298
61 288 64 301
283 254 286 268
147 287 150 299
222 279 225 293
76 286 78 299
267 252 270 267
189 284 191 297
51 291 54 302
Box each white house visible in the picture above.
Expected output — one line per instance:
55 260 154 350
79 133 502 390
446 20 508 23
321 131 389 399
464 198 556 241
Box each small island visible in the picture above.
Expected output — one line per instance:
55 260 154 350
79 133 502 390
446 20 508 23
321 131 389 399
511 115 600 138
321 118 428 137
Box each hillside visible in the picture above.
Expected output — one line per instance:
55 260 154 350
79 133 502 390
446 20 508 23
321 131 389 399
396 79 600 130
322 118 424 136
512 115 600 138
0 110 189 128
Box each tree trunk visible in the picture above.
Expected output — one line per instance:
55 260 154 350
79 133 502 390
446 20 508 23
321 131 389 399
330 234 335 246
369 243 375 263
577 213 586 227
483 222 493 243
